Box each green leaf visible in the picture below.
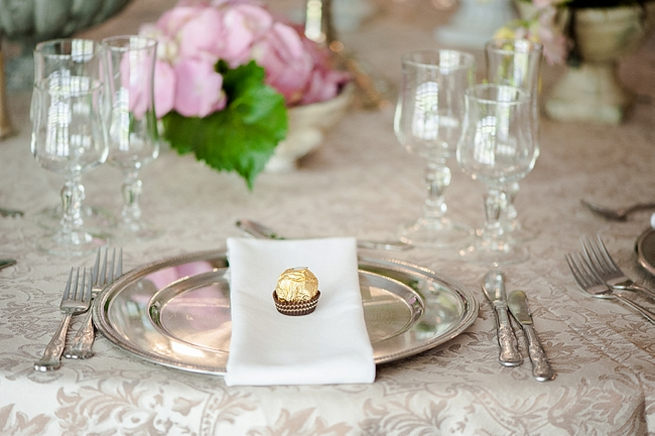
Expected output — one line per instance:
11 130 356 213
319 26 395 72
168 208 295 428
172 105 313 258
162 60 287 189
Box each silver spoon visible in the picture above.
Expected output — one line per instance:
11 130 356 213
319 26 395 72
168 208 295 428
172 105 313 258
235 219 412 252
581 199 655 221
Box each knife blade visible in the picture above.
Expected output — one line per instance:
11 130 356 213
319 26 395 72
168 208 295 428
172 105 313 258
507 290 555 382
235 219 412 251
481 270 522 367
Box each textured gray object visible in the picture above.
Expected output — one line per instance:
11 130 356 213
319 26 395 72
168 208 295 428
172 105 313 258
0 0 131 41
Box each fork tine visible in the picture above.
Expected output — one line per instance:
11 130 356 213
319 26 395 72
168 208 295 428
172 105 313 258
84 268 92 302
100 248 108 286
580 236 610 276
61 268 73 301
92 248 101 287
594 234 621 271
72 268 81 300
117 248 123 277
567 253 592 289
108 248 116 282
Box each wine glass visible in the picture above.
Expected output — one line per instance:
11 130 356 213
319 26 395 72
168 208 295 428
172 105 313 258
456 84 538 265
394 49 475 247
102 35 159 240
30 41 109 256
31 39 115 234
485 38 543 238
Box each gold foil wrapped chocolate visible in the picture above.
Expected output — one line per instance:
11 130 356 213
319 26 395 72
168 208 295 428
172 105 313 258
273 267 320 316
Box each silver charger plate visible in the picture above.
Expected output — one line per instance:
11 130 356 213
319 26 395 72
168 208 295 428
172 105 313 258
636 228 655 276
93 250 478 375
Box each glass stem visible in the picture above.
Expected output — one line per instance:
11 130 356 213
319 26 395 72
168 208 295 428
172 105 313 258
121 171 143 227
59 174 85 238
503 181 519 223
483 188 507 248
423 159 451 221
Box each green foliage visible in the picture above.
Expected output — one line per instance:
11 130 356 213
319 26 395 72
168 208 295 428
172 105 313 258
162 60 288 189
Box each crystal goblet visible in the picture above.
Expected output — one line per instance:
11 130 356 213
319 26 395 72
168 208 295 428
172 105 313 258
485 38 543 238
394 49 475 247
32 39 115 234
102 35 160 240
456 84 538 265
31 55 108 255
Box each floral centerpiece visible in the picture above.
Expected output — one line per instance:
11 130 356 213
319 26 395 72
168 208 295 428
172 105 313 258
497 0 653 123
496 0 651 65
139 0 349 188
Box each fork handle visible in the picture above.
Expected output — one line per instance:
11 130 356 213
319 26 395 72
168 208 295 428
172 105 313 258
625 283 655 301
615 295 655 324
34 314 72 371
63 310 95 360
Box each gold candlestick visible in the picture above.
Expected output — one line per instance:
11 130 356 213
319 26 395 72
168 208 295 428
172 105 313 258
303 0 390 110
0 39 15 140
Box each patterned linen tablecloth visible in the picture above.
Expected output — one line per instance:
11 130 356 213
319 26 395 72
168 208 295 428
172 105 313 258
1 1 655 434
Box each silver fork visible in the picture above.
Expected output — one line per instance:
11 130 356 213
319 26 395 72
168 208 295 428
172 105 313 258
34 267 92 371
581 199 655 221
580 234 655 300
566 252 655 324
64 247 122 359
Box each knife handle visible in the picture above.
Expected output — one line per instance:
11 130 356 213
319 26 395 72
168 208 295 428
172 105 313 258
495 306 522 366
523 324 555 381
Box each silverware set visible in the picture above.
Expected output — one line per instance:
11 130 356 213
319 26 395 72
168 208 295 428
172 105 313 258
34 247 123 371
482 271 555 381
567 234 655 324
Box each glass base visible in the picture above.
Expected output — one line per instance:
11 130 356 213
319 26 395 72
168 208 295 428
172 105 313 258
110 219 161 243
399 216 472 248
32 204 116 239
38 230 106 257
457 233 528 267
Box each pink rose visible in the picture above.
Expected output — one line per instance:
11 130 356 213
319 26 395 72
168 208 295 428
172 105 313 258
173 58 226 117
251 22 313 105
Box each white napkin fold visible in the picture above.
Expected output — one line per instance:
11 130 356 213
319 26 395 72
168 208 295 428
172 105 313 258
650 213 655 229
225 237 375 386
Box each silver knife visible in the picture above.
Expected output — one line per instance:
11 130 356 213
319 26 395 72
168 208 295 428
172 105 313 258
507 290 555 382
482 270 522 366
235 219 412 251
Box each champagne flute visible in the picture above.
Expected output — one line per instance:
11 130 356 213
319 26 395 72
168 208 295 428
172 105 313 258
394 49 475 247
456 84 538 265
31 39 115 234
102 35 159 240
485 38 543 238
31 42 108 256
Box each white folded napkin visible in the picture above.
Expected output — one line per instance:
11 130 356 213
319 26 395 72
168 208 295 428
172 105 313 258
650 213 655 229
225 237 375 386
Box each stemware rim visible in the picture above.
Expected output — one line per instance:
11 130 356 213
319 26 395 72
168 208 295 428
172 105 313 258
101 35 158 52
401 49 476 70
465 83 530 106
34 38 101 57
484 38 544 55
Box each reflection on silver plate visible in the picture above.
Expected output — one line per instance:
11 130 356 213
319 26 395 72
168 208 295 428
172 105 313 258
93 250 478 375
636 228 655 276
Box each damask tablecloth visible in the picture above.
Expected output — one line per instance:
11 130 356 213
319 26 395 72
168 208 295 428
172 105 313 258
1 0 655 434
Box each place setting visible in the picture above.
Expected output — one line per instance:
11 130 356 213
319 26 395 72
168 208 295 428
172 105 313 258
24 9 555 386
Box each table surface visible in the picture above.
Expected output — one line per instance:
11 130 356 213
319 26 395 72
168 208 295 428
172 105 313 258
2 1 655 434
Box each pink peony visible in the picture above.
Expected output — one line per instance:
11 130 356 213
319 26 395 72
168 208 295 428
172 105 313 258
251 22 314 105
173 58 226 117
142 0 350 117
153 60 176 118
